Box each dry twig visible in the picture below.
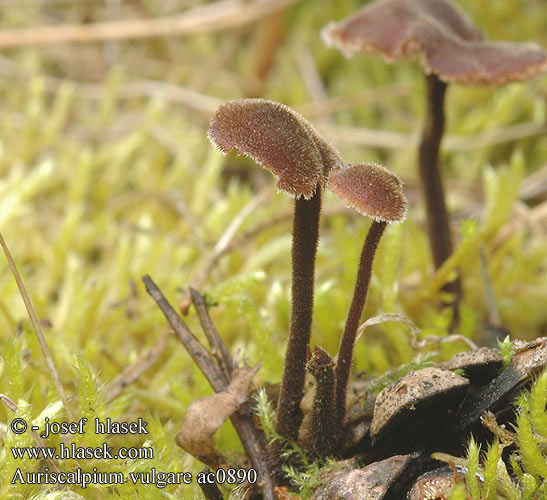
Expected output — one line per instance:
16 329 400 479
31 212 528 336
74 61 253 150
142 275 228 391
190 288 234 379
142 275 275 499
198 467 224 500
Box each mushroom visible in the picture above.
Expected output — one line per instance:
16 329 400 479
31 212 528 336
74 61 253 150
306 345 337 459
322 0 547 311
208 98 342 442
328 162 407 435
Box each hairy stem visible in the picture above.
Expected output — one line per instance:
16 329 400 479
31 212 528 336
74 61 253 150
307 346 337 460
418 73 461 307
334 220 386 432
276 189 322 442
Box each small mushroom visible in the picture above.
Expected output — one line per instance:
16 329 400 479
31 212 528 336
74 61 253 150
208 99 342 442
328 162 407 437
370 367 469 448
306 345 337 459
322 0 547 311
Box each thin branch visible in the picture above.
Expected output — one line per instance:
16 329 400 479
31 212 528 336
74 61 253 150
198 467 224 500
0 0 300 49
190 288 234 379
105 330 170 403
143 276 275 500
0 231 75 422
142 275 228 392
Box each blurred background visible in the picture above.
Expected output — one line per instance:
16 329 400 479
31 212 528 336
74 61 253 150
0 0 545 498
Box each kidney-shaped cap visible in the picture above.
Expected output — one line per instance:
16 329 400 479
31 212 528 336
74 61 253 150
328 163 407 223
322 0 547 85
208 98 342 199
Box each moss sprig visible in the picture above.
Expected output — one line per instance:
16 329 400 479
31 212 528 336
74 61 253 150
452 370 547 500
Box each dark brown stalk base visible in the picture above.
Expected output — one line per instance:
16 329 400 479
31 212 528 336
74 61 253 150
307 346 337 460
418 74 462 313
334 220 386 434
276 190 322 443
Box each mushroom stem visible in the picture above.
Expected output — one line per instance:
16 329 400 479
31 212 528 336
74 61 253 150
307 346 336 460
334 219 387 433
276 188 322 442
418 73 462 307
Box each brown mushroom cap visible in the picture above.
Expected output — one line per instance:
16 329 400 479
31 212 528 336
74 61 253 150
208 98 342 199
322 0 547 85
328 163 407 223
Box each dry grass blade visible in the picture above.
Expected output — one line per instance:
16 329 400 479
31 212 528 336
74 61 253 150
355 312 478 351
105 330 170 403
0 231 75 422
319 121 547 151
0 393 17 413
0 0 300 49
191 190 268 288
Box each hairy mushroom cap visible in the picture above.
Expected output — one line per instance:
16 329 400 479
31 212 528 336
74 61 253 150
322 0 547 85
328 163 407 223
208 98 342 199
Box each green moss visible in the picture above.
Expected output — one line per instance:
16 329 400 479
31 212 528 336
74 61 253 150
0 1 546 498
454 371 547 499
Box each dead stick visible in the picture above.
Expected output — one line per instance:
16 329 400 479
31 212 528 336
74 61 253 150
190 288 234 379
0 231 75 422
229 409 275 500
198 467 224 500
105 330 170 403
143 275 228 392
0 0 299 49
143 275 275 500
